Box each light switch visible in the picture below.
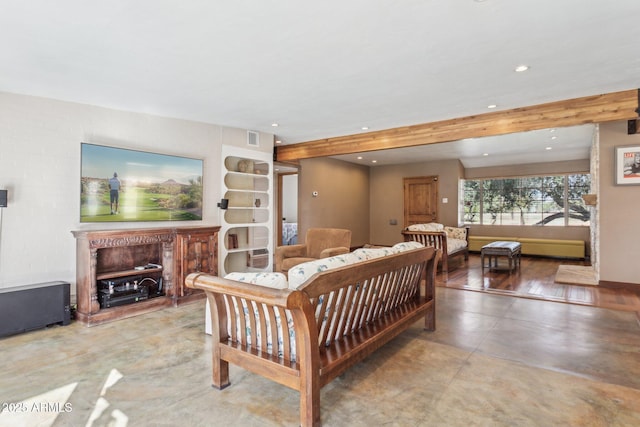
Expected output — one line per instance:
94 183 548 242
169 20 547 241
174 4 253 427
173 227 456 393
442 198 448 203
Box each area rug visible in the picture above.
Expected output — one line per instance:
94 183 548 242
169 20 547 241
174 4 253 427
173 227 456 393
554 265 598 286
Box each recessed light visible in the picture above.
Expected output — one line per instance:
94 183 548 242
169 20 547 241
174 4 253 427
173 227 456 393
371 160 377 163
271 123 279 127
357 156 363 160
514 65 529 72
275 139 282 144
549 129 556 133
361 126 369 131
551 136 557 140
487 104 497 109
545 147 552 150
483 153 489 156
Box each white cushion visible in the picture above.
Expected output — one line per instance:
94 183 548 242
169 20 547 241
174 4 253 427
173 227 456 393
351 247 397 261
214 243 428 361
289 244 425 290
447 238 468 254
225 299 297 362
406 222 444 232
392 241 425 252
221 272 296 361
224 272 288 289
287 252 361 289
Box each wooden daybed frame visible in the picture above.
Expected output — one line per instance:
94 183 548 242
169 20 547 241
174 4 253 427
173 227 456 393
402 227 469 275
186 246 438 427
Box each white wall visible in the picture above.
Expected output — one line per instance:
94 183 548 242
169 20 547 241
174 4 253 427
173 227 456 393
0 91 272 292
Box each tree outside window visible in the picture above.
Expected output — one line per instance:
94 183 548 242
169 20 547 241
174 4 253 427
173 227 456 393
463 174 590 226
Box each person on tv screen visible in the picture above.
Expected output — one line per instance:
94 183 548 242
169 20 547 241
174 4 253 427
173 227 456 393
109 172 121 214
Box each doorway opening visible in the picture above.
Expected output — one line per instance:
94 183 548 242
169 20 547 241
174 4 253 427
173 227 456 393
275 164 299 247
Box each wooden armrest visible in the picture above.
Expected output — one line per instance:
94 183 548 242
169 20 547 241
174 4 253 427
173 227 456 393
402 230 447 236
185 273 294 307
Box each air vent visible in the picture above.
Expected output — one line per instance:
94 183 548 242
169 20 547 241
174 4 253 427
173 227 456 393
247 131 259 147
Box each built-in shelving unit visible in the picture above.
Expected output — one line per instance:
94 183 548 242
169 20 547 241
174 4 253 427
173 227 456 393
220 146 273 276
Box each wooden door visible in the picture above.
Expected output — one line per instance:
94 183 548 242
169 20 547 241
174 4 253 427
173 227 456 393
174 227 219 303
403 176 438 227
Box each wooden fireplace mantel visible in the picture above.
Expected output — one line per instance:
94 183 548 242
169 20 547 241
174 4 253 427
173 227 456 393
72 226 219 326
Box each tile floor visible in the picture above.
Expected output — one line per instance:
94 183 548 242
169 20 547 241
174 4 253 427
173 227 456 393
2 288 640 426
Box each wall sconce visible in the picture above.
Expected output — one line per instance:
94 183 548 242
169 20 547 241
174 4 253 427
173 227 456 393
217 198 229 209
0 190 7 208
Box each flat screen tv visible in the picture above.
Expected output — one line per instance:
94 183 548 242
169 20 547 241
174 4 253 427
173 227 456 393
80 143 203 222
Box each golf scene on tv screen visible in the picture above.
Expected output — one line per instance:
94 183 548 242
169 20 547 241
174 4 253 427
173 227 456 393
81 143 203 222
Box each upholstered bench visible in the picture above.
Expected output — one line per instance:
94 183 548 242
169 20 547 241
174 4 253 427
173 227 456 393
481 241 521 274
187 242 437 427
469 236 585 259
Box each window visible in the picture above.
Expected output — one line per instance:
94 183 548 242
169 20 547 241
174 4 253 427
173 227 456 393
462 174 591 226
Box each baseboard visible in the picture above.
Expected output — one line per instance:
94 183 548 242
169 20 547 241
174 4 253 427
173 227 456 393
598 280 640 290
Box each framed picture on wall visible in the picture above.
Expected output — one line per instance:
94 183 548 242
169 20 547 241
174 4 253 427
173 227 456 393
615 145 640 185
81 143 204 222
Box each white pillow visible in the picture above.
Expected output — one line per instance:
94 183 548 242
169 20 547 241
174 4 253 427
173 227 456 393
224 272 288 289
407 222 444 232
445 226 467 240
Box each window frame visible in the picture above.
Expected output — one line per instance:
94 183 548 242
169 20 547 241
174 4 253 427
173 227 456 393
461 173 591 227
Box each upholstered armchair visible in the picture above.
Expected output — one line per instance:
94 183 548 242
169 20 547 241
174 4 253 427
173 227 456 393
275 228 352 275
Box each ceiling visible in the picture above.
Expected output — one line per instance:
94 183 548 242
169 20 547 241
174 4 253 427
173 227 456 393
1 1 639 168
330 125 597 168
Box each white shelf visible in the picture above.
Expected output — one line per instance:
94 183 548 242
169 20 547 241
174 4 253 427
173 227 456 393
226 245 269 254
220 146 273 276
225 171 267 177
226 189 269 194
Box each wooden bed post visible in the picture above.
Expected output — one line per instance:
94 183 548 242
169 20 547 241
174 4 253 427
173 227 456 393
424 249 440 331
207 293 230 389
289 293 322 427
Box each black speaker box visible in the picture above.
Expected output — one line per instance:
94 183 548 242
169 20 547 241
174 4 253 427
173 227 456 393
0 190 7 207
0 281 71 338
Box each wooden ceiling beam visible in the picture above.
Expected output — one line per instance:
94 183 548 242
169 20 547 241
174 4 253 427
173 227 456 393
275 89 640 162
